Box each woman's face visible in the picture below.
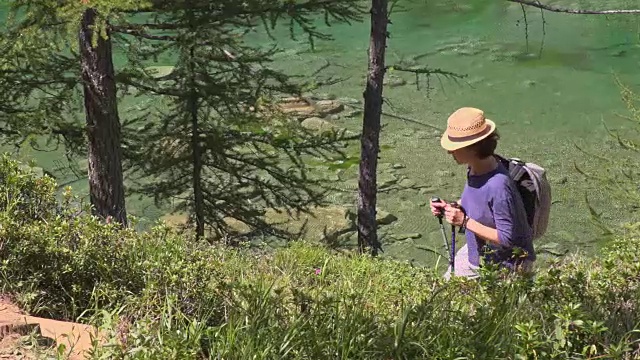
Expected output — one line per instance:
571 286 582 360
448 146 475 165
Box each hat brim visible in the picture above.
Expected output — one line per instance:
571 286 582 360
440 119 496 151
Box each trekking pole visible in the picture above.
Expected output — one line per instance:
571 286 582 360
448 202 467 278
450 222 456 276
430 197 450 258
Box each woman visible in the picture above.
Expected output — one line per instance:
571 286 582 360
430 107 535 279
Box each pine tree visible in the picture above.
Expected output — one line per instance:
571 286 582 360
113 0 364 240
358 0 388 255
0 1 363 237
79 7 127 225
0 1 144 225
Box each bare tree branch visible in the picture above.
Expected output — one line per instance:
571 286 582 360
520 3 529 53
388 65 466 79
387 64 468 95
537 0 546 57
507 0 640 14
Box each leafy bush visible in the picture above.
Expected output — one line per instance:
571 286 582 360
1 154 640 359
0 154 226 321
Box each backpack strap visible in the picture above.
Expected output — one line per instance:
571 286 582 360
503 157 538 193
521 162 546 200
496 156 528 183
506 158 527 182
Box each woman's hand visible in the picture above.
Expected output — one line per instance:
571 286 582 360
430 199 446 217
444 203 465 226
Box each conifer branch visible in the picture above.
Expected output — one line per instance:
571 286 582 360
111 26 176 41
119 0 364 21
0 125 83 139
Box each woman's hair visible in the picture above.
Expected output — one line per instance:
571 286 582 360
468 130 500 159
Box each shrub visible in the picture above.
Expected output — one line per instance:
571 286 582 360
0 154 226 321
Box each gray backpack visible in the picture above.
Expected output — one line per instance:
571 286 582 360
495 155 551 240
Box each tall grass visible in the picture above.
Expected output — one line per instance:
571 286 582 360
0 153 639 359
85 239 640 359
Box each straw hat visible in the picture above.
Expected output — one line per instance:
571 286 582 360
440 107 496 151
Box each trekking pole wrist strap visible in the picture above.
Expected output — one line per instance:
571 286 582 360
458 204 468 234
448 201 468 234
460 215 469 233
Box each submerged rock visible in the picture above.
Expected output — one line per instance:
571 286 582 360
384 75 407 88
301 117 336 133
145 66 176 79
324 172 340 182
311 93 337 101
315 100 345 115
399 178 416 188
418 187 437 195
342 109 363 118
378 171 399 189
278 97 346 119
434 170 455 178
280 98 318 119
376 210 398 225
336 231 357 244
391 233 422 240
338 97 362 105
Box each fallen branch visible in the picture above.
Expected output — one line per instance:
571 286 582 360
388 64 469 95
343 103 442 131
507 0 640 14
389 65 466 80
382 111 442 130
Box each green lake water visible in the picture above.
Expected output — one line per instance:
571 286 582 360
2 0 640 267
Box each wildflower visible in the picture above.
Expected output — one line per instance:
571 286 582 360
315 268 321 275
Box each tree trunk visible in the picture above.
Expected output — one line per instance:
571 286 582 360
358 0 388 255
79 8 128 226
189 45 205 239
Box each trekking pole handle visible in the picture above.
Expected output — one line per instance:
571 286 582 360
448 201 468 234
431 197 467 234
430 197 445 219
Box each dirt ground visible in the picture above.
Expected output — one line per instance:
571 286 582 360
0 297 97 359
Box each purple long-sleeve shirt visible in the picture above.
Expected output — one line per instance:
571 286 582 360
460 162 535 268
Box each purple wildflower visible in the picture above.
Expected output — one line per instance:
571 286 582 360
315 268 321 275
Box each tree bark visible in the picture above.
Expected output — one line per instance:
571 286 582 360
358 0 388 255
189 45 205 239
79 8 128 226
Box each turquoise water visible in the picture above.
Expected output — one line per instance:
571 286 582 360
246 0 640 264
2 1 640 266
